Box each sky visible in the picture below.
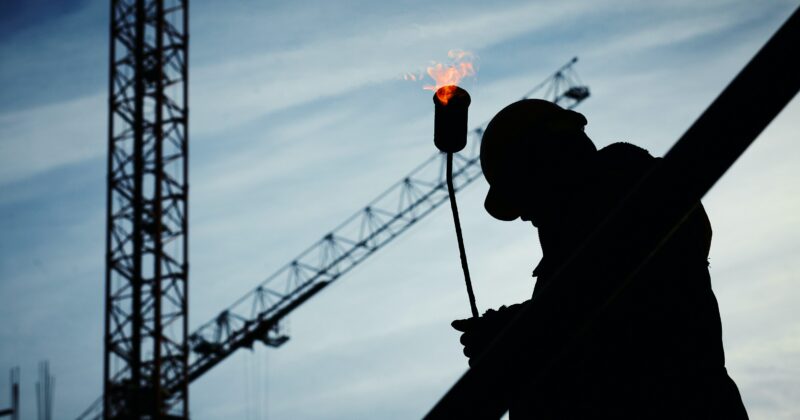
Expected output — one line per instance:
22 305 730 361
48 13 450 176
0 0 799 418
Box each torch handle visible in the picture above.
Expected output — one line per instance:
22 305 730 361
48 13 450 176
446 152 480 318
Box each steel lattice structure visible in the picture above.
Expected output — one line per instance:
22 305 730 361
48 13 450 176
78 58 586 419
103 0 189 418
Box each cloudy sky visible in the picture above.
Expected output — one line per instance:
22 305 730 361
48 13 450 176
1 0 798 418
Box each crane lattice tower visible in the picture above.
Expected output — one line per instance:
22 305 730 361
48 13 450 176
104 0 189 417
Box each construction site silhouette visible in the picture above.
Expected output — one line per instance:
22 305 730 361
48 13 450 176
58 2 796 418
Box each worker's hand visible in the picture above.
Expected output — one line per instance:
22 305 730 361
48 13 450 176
451 304 524 367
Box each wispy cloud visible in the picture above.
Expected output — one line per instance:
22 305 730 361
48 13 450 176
189 1 591 136
0 93 104 185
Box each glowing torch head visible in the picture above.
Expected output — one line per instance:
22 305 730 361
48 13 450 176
433 85 471 154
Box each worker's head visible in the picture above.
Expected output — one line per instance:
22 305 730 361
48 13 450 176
480 99 596 224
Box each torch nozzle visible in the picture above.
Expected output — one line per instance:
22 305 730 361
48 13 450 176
434 86 471 154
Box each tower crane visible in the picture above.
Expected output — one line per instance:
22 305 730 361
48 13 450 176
100 0 189 418
78 48 588 418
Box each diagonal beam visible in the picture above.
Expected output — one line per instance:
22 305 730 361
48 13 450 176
426 6 800 418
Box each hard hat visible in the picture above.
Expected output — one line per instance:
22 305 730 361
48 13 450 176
480 99 594 221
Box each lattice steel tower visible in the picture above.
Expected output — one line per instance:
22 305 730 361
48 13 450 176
104 0 189 417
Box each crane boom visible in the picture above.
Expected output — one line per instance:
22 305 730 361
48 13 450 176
77 57 589 419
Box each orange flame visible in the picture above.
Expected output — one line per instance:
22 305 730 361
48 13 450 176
421 50 476 105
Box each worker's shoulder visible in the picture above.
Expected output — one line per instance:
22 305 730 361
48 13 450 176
597 142 656 165
592 142 657 179
593 142 712 250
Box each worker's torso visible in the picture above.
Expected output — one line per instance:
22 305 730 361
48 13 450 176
531 142 724 378
510 142 747 419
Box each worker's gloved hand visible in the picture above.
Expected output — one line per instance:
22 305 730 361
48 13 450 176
451 303 524 367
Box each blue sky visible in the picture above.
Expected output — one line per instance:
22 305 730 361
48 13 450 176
1 1 799 418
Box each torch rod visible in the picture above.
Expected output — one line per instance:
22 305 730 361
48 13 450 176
446 152 479 318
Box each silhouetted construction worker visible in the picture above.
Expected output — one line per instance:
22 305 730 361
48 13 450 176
452 99 748 419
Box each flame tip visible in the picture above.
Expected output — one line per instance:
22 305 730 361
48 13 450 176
407 49 477 105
